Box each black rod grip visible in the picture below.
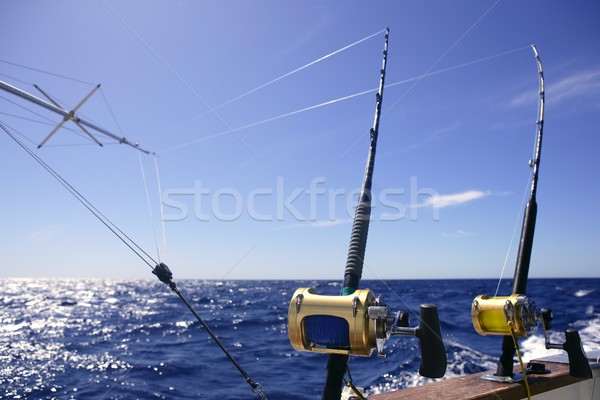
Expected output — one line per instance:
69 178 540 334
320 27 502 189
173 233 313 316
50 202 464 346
415 304 447 378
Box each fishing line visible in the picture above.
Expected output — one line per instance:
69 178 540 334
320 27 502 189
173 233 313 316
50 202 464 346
0 83 151 153
99 244 260 400
0 111 44 125
508 321 532 400
158 90 372 153
157 29 386 138
0 109 77 131
1 94 64 125
0 68 110 140
100 87 125 136
0 117 39 146
0 121 158 270
153 155 168 260
98 330 171 400
388 0 503 104
45 142 118 148
385 46 531 90
3 65 267 396
138 151 163 264
101 85 163 262
1 110 117 147
342 0 503 158
363 252 498 383
344 366 367 400
101 0 260 159
0 72 32 86
219 244 258 279
495 46 544 297
221 29 385 108
0 59 95 85
494 172 534 297
158 46 530 155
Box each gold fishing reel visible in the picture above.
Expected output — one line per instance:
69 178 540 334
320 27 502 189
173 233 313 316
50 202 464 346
287 287 448 378
471 294 539 337
288 288 383 356
471 293 594 378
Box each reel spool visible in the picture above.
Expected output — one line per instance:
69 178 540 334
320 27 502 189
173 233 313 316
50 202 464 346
288 288 381 356
471 294 593 378
471 294 539 337
288 287 447 378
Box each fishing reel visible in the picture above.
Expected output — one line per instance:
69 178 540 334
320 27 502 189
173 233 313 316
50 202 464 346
471 294 592 378
471 294 539 337
288 288 447 378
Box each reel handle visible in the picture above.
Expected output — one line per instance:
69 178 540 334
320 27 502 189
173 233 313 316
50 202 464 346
415 304 447 378
541 307 552 330
541 309 592 378
564 329 592 378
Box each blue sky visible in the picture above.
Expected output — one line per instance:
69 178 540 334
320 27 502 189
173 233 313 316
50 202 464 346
1 1 599 280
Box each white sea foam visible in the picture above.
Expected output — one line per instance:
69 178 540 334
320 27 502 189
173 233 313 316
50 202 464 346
366 340 496 395
520 314 600 361
579 315 600 351
175 320 194 328
586 305 595 315
520 334 563 362
574 289 594 297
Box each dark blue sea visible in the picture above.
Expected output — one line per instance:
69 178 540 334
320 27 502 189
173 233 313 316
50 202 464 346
1 278 598 399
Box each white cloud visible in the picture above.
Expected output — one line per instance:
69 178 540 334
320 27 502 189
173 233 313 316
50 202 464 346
509 89 536 108
419 190 491 208
27 225 65 244
306 219 349 228
393 121 461 154
510 69 600 108
442 229 476 238
549 69 600 103
279 219 351 230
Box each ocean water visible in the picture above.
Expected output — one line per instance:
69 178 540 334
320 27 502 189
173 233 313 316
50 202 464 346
1 278 598 400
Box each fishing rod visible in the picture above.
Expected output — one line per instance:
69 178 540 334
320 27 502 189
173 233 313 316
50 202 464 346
286 28 446 400
471 45 592 383
0 79 153 154
494 44 545 378
323 26 390 399
152 263 267 399
0 121 267 398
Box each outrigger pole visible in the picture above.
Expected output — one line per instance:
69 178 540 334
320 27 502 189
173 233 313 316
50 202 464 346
322 27 389 400
496 44 545 378
0 79 153 154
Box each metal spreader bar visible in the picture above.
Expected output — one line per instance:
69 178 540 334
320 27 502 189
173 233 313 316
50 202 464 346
35 83 103 148
0 79 153 154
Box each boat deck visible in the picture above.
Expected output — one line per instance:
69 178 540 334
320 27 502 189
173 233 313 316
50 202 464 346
369 354 600 400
